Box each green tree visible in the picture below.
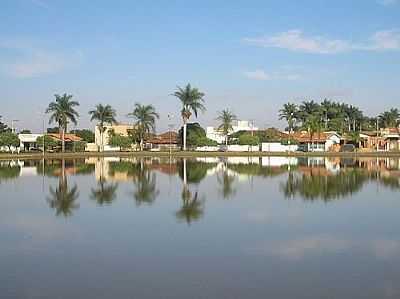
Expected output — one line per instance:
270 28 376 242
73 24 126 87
0 132 19 152
128 103 159 151
89 104 117 151
238 134 259 146
37 135 59 151
279 103 297 132
0 116 10 133
379 108 400 128
172 84 206 151
20 129 31 134
45 93 80 152
70 129 95 143
303 115 323 151
108 131 132 151
177 123 217 148
216 109 237 146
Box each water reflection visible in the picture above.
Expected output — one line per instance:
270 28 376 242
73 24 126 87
132 167 159 206
90 178 118 206
46 160 80 217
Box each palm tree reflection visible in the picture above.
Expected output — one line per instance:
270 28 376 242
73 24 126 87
133 167 159 206
90 177 118 206
176 159 205 224
47 160 79 217
217 166 237 199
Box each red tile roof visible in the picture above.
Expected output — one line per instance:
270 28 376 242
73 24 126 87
47 133 82 142
147 131 178 145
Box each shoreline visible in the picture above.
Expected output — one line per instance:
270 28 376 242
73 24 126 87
1 151 400 160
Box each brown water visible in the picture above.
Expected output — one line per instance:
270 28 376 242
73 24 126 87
1 156 400 298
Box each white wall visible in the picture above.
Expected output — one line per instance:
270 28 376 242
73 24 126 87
261 142 298 152
195 146 220 152
226 145 259 152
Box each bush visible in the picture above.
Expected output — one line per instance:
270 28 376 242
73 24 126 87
238 134 259 146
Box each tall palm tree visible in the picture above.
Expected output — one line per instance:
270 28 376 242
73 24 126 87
216 109 237 146
279 103 297 132
89 104 117 152
128 103 159 151
172 84 206 151
45 93 79 152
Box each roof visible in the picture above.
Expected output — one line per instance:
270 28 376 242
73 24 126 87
47 133 82 142
291 131 340 143
147 131 178 145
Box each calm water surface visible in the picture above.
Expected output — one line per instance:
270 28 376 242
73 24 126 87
1 156 400 299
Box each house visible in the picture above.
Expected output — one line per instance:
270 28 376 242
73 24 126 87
206 120 259 144
47 133 82 151
93 123 135 151
146 131 179 151
18 134 43 151
357 128 400 152
291 131 341 152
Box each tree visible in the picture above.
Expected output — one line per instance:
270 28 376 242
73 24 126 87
172 84 206 151
127 103 159 151
303 115 323 151
279 103 297 132
177 123 217 147
70 129 95 143
20 129 31 134
37 135 59 151
216 109 237 146
379 108 400 128
45 93 79 152
238 134 259 146
0 116 9 133
0 132 19 152
47 127 60 133
132 169 159 206
108 131 132 151
89 104 117 151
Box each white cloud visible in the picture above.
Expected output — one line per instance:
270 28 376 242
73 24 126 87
0 39 83 78
244 29 400 54
244 30 351 54
244 69 271 80
243 69 301 81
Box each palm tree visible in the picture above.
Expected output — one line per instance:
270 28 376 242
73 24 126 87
379 108 400 128
45 93 79 152
279 103 297 132
172 84 206 151
89 104 117 152
216 109 237 146
90 178 118 206
128 103 159 151
304 115 322 151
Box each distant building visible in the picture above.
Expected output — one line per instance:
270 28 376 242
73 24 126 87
291 131 341 152
93 123 135 151
18 134 43 151
146 131 179 151
206 120 259 144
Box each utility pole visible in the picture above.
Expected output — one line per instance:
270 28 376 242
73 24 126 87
11 119 19 133
167 114 175 156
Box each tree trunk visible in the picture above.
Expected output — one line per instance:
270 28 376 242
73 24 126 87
183 121 187 151
225 135 228 147
140 138 144 151
61 127 65 153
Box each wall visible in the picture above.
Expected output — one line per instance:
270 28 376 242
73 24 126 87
226 145 259 152
261 142 298 152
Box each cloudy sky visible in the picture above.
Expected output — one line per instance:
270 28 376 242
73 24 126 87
0 0 399 132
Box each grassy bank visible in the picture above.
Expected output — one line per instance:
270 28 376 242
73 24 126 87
1 150 400 160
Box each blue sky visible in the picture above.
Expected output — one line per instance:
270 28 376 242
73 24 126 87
0 0 399 132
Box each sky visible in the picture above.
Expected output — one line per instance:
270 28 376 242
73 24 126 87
0 0 399 133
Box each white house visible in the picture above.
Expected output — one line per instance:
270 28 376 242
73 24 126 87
18 134 43 151
206 120 259 144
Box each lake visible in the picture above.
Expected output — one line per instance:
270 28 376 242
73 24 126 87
1 156 400 299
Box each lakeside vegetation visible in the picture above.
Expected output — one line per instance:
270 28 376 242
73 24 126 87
1 87 400 154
